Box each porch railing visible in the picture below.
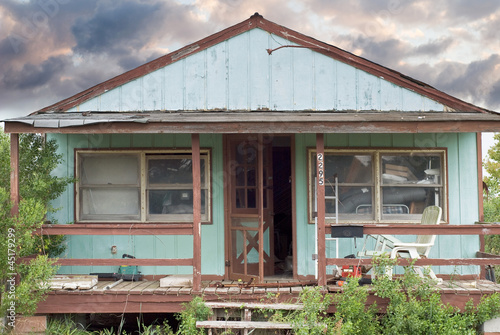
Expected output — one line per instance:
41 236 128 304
322 223 500 285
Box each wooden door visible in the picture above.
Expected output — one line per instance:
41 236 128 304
225 135 274 283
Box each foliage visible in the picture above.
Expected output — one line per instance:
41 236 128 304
484 133 500 198
46 315 90 335
483 133 500 278
175 296 212 335
332 278 379 334
0 131 73 317
289 286 338 334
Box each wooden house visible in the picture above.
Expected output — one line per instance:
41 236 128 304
5 13 500 315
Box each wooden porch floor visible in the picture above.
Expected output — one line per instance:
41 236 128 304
36 278 500 314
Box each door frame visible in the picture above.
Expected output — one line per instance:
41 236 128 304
223 134 296 281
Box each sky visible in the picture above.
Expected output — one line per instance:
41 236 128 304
0 0 498 154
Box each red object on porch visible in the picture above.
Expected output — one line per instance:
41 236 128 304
341 265 362 278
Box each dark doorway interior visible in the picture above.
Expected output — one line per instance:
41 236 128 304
272 138 293 276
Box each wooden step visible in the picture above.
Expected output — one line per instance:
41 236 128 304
196 320 292 329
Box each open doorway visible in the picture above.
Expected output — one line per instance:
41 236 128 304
271 137 293 278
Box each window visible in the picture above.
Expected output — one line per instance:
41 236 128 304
309 149 446 223
77 150 211 222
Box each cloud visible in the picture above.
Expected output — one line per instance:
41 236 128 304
2 55 68 90
1 0 500 119
71 1 163 54
413 37 454 57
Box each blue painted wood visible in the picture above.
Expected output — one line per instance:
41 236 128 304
293 133 480 276
249 29 271 110
314 54 336 110
228 34 249 110
66 28 448 113
164 61 184 110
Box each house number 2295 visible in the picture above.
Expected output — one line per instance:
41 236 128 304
317 153 324 185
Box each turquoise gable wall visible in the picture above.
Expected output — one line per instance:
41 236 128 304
49 132 479 277
48 133 225 276
69 28 446 113
294 133 479 276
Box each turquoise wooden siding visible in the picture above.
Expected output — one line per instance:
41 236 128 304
294 133 479 277
70 29 445 113
49 132 479 277
48 133 225 276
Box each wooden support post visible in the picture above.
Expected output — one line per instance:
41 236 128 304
258 134 265 284
477 132 486 279
192 134 202 292
316 133 326 286
10 133 20 216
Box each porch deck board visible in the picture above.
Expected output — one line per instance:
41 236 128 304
39 279 500 314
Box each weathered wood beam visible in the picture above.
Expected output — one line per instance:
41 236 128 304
6 120 500 134
326 257 500 266
192 133 202 292
50 258 194 266
37 294 192 314
36 223 194 235
327 224 500 235
316 133 326 286
258 134 264 284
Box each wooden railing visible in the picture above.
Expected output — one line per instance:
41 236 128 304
324 223 500 268
34 223 197 281
34 222 500 287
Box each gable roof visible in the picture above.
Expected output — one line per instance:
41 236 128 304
4 13 500 134
33 13 491 115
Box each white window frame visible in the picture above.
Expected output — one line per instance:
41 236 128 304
75 149 211 223
308 148 447 224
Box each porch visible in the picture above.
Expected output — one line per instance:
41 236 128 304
37 277 500 314
34 222 500 314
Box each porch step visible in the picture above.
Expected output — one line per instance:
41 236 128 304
197 301 302 332
204 302 303 310
196 320 292 329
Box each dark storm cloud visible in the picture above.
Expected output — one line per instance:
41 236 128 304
2 56 68 89
396 55 500 110
347 36 408 66
71 1 162 54
487 80 500 108
413 37 454 57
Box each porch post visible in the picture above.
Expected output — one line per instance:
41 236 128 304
192 133 202 292
316 133 326 286
477 133 486 279
10 133 20 216
258 134 265 283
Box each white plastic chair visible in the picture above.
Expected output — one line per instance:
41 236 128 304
358 206 443 283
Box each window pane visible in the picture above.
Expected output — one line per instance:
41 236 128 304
337 186 373 214
81 154 139 185
81 188 140 216
148 190 206 214
247 189 256 208
382 154 441 185
324 155 372 184
148 157 206 185
382 186 441 216
236 188 246 208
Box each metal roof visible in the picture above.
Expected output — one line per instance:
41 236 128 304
5 111 500 134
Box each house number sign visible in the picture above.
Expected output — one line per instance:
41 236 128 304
317 153 324 186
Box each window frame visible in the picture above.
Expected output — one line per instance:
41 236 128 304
307 147 448 224
75 148 212 224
